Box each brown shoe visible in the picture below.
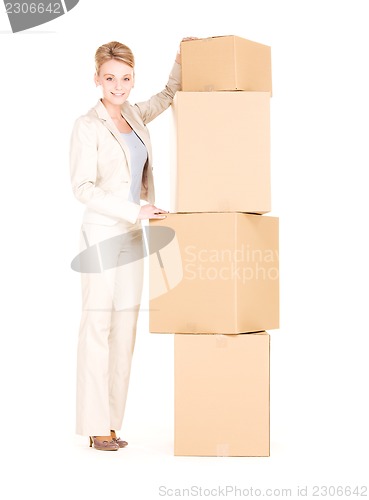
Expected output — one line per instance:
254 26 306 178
110 430 128 448
114 436 128 448
89 436 119 451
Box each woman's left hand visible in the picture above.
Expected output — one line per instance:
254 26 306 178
175 37 198 64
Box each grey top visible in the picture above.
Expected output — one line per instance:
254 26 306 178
121 130 148 204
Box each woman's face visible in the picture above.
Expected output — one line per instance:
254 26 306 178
95 59 134 107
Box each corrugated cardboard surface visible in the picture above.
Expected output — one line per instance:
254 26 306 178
149 213 279 334
174 332 270 456
171 91 271 214
181 35 272 92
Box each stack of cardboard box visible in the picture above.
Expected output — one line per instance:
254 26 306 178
149 36 279 457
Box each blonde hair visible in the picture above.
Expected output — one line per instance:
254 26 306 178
95 41 135 74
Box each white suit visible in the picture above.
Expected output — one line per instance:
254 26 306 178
70 62 181 436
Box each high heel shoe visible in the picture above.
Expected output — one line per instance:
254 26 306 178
110 430 128 448
89 436 119 451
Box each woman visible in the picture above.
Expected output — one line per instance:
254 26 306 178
70 39 186 451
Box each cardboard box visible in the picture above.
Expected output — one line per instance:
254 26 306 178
171 91 271 214
174 332 270 457
149 213 279 334
181 35 272 92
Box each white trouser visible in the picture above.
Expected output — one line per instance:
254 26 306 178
75 220 144 436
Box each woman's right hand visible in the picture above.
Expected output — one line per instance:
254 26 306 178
175 37 198 64
137 204 168 220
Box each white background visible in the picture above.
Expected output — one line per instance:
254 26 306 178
1 1 368 498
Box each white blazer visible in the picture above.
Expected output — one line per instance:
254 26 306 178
70 62 182 225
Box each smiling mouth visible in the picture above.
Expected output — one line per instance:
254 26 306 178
111 92 125 96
